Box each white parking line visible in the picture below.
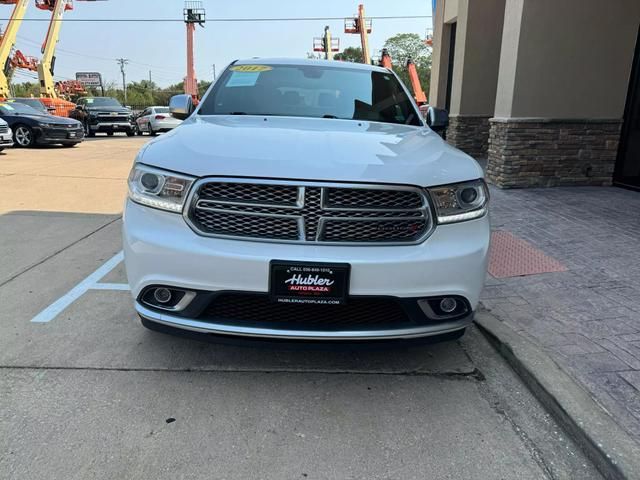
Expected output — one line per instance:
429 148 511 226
90 283 131 291
31 251 126 323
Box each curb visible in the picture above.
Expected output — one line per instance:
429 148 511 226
474 310 640 480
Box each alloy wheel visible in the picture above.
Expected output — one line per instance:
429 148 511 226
14 126 33 147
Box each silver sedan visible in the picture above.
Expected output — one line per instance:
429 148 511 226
135 106 182 136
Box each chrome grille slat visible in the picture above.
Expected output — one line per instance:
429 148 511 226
186 179 434 245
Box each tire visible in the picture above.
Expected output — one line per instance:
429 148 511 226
126 129 135 137
0 148 4 152
13 125 35 148
148 126 157 137
84 122 95 138
136 128 143 136
106 131 114 137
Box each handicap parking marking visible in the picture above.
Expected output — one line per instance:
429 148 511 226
31 251 128 323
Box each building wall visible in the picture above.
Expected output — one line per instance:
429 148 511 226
488 0 640 187
494 0 640 119
429 0 449 108
429 0 505 159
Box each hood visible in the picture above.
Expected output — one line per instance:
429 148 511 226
21 114 80 125
140 115 483 187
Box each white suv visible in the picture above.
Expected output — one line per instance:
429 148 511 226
123 59 490 342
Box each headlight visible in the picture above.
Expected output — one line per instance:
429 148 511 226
39 123 53 128
428 179 489 224
128 164 195 213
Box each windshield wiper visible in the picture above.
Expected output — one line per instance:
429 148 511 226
228 111 248 115
322 114 339 119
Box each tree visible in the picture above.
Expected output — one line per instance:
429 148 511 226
383 33 432 98
334 46 364 63
11 82 39 98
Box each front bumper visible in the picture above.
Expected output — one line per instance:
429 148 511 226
90 121 133 132
35 126 84 144
0 130 13 147
123 199 490 340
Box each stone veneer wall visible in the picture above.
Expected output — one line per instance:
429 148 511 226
486 118 622 188
446 115 491 159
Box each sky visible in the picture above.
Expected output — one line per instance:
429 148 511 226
6 0 432 88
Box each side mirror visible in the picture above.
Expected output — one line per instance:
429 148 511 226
426 106 449 132
169 94 194 120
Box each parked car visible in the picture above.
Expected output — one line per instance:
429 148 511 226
69 97 135 137
0 101 84 148
135 106 182 136
8 98 55 115
0 117 13 151
123 59 490 343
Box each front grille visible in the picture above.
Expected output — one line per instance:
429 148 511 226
97 114 129 123
203 293 411 330
187 180 433 244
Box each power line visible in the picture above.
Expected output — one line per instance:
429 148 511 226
15 35 185 75
0 15 431 23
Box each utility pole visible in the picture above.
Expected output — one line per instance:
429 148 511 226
149 70 152 83
116 57 129 104
212 64 216 81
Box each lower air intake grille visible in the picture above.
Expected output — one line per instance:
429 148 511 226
203 294 411 330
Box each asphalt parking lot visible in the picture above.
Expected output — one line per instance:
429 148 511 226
0 137 602 479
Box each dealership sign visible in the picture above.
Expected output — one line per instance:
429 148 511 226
75 72 103 87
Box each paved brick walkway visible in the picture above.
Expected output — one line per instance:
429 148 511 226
483 186 640 441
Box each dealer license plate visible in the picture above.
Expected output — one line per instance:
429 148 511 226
269 261 350 305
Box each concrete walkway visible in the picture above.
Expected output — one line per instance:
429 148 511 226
483 186 640 443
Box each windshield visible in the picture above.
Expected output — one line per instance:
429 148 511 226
154 107 170 113
0 102 42 116
199 63 421 126
81 97 122 107
12 99 47 113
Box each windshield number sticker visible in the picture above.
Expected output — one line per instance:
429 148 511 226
230 65 272 73
226 71 261 88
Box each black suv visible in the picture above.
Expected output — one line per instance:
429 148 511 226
69 97 135 137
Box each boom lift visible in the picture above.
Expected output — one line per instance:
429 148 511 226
10 49 38 71
0 0 30 98
183 1 205 102
344 4 372 64
35 0 102 115
378 49 428 108
313 26 339 60
406 58 427 105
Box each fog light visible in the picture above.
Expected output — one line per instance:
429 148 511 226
154 288 172 304
440 297 457 313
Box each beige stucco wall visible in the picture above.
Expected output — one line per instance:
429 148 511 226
495 0 640 119
428 0 448 107
443 0 458 23
452 0 505 116
428 0 506 116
